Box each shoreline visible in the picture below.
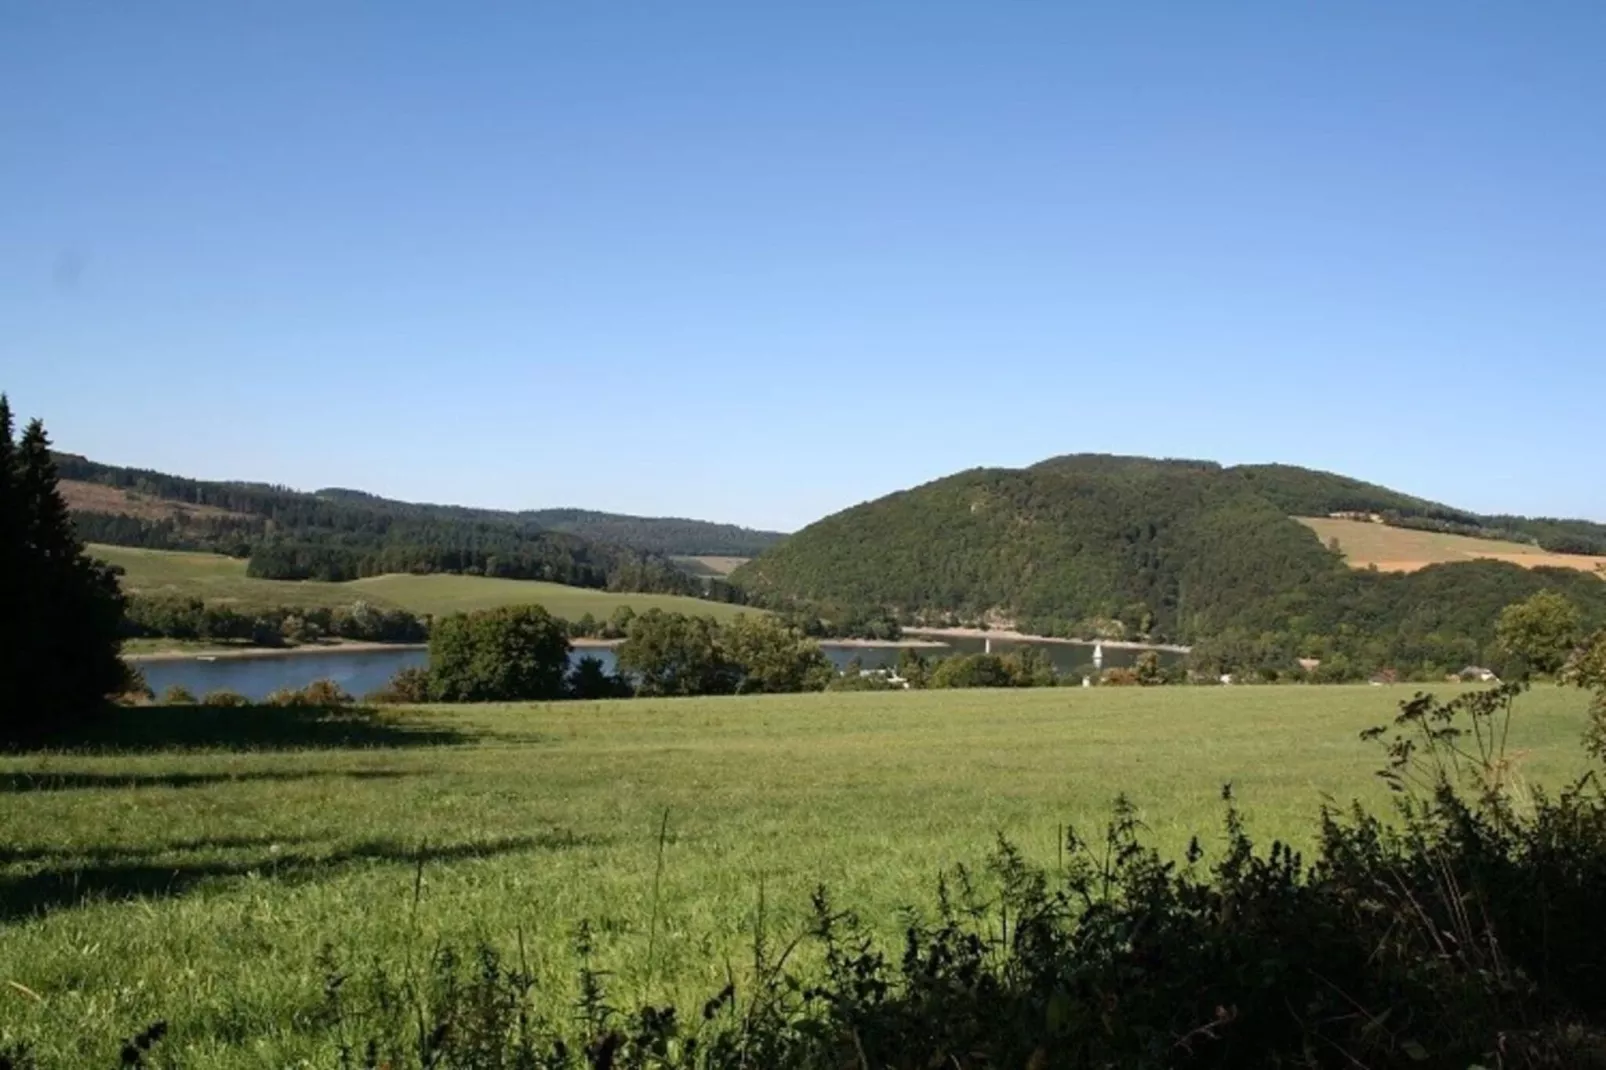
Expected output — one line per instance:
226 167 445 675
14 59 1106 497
819 636 947 649
901 626 1191 654
124 641 428 664
122 630 1187 663
574 636 948 650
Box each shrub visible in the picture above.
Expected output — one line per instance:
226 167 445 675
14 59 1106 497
565 655 634 700
199 689 250 707
928 653 1015 689
364 666 433 705
264 679 354 707
825 671 901 692
113 665 155 705
160 684 197 705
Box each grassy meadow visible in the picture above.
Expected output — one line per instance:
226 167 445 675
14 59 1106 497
1297 516 1606 574
0 684 1594 1066
90 543 755 621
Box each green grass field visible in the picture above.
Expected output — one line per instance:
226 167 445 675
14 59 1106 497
0 684 1593 1066
90 543 755 621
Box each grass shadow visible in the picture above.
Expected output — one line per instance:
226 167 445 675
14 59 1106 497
0 834 323 865
13 703 470 753
0 769 416 793
0 832 604 923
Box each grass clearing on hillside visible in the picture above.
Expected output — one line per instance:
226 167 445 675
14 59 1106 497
1297 516 1606 574
60 480 244 521
89 543 754 620
0 684 1592 1066
670 554 749 577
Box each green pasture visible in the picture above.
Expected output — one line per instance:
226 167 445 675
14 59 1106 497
89 543 753 621
0 684 1593 1065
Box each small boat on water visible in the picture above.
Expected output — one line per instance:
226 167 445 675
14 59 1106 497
196 655 217 662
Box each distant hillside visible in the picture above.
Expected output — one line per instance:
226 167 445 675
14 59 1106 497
1232 463 1606 555
517 508 782 558
93 543 756 622
732 455 1606 668
733 457 1348 638
54 454 732 598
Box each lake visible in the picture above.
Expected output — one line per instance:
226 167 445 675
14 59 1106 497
135 636 1182 701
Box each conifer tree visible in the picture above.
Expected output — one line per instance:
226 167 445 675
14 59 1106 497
0 397 127 741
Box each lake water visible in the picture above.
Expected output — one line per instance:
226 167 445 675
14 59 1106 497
136 635 1182 701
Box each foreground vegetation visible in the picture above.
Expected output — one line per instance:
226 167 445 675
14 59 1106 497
1 685 1597 1066
92 544 756 622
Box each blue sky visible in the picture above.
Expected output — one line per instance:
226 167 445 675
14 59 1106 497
3 3 1603 531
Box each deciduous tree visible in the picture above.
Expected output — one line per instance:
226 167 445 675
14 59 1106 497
616 610 738 697
1496 591 1583 676
428 605 572 702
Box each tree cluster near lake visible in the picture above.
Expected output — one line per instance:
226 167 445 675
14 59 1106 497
123 595 427 646
0 399 128 742
428 605 575 702
397 606 835 703
1184 565 1606 683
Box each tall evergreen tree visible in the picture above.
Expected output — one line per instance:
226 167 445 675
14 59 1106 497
0 397 19 687
0 399 128 742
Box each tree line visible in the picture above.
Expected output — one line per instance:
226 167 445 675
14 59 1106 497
401 607 837 703
519 507 783 557
123 595 427 646
361 607 1193 707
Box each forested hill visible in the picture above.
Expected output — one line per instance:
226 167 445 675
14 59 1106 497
516 508 782 557
53 454 747 594
731 455 1606 655
308 493 783 556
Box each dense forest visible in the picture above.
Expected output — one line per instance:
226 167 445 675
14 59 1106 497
734 455 1606 675
517 508 782 557
55 454 710 594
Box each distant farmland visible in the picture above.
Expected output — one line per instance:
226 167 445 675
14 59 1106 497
1298 517 1606 575
90 544 758 620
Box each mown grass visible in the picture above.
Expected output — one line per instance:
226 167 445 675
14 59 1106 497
1296 516 1606 574
670 554 750 578
0 685 1593 1066
89 543 755 620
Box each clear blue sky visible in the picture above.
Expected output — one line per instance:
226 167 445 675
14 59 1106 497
4 3 1603 531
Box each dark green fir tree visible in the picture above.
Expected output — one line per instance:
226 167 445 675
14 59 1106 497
0 396 128 741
